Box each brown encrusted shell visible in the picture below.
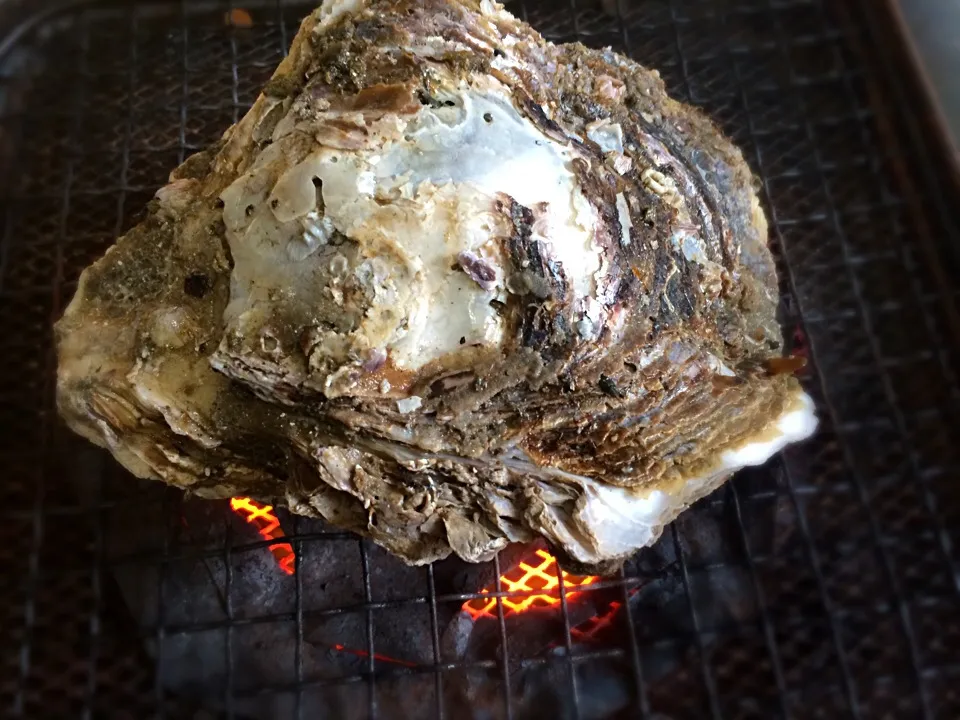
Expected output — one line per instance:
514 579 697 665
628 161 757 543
55 0 811 570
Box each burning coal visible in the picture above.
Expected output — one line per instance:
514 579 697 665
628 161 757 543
229 497 296 575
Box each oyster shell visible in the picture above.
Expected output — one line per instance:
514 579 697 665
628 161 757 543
55 0 816 569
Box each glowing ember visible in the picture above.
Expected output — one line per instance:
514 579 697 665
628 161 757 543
570 601 622 642
462 548 598 620
229 497 296 575
332 644 417 668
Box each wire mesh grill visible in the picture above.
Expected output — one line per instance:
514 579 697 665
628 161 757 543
1 0 959 718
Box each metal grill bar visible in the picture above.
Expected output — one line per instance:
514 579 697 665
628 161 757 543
779 455 860 718
492 552 514 720
827 6 960 591
359 540 377 718
14 7 91 717
224 491 237 718
5 104 31 719
670 523 723 719
292 515 305 720
222 5 243 715
79 12 137 703
153 492 172 718
554 560 582 719
726 481 790 716
112 583 956 643
729 15 862 718
425 563 445 720
825 0 959 589
764 5 931 717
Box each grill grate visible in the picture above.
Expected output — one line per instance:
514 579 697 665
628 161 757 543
2 0 960 718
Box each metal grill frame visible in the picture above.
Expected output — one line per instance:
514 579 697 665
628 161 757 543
2 0 960 718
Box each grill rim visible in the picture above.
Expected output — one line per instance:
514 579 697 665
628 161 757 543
842 0 960 335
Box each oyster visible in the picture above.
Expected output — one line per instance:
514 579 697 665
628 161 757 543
56 0 816 569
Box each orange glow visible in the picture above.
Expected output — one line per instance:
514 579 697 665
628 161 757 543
462 548 598 620
332 644 417 668
230 497 296 575
570 601 622 642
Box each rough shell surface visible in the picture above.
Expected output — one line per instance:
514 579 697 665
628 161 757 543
55 0 816 570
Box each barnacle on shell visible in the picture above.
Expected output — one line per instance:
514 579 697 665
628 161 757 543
55 0 816 570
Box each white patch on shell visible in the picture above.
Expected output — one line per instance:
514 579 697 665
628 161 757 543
221 84 603 373
373 88 601 300
616 192 633 246
633 340 666 369
316 0 366 29
612 154 633 175
595 75 626 103
154 178 195 213
586 119 624 154
288 211 336 261
671 230 708 265
396 396 423 414
563 391 818 564
641 167 682 207
149 308 192 349
706 354 736 377
578 297 605 340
